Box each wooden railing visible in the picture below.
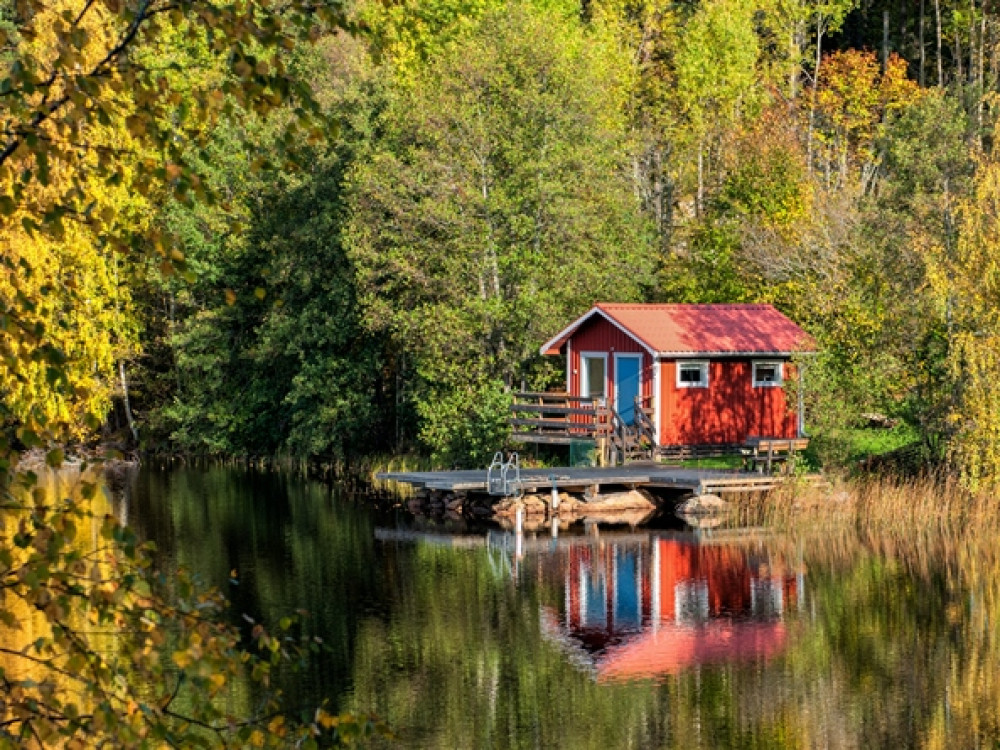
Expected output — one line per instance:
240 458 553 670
509 392 655 465
632 397 656 455
509 392 609 445
742 437 810 474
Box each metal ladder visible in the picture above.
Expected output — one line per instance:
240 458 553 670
487 451 522 498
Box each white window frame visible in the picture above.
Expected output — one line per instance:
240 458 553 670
580 352 609 402
752 360 784 388
676 360 709 389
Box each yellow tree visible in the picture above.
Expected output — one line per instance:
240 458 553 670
930 152 1000 486
0 0 373 745
0 0 340 449
810 51 920 193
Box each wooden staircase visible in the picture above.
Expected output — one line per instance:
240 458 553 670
603 398 656 465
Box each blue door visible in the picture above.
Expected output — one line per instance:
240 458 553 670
615 355 641 425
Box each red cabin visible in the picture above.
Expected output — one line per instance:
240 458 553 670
539 303 816 448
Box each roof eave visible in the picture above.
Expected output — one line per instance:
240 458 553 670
657 350 817 358
539 306 658 357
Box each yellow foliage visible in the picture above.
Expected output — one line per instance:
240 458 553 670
930 149 1000 486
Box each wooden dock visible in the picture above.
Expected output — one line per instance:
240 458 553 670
377 464 812 497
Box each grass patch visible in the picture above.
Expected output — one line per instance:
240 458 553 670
804 422 922 469
676 456 745 470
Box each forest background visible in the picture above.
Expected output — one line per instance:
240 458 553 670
11 0 1000 485
3 0 1000 742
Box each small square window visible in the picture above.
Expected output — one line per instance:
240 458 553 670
753 361 783 387
677 361 709 388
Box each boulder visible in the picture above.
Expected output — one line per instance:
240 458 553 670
521 494 547 515
676 494 730 516
579 488 657 513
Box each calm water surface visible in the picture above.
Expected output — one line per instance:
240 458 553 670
123 466 1000 749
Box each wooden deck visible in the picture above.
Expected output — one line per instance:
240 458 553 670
377 464 815 497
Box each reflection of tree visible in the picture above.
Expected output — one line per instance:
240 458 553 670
129 466 382 712
344 527 1000 749
0 469 340 746
121 470 1000 748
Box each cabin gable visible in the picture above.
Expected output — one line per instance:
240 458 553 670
566 315 653 406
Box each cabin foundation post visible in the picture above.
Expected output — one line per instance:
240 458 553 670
550 477 560 510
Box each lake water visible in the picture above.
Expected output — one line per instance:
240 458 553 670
122 465 1000 748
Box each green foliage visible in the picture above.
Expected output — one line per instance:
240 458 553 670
674 0 761 135
346 2 655 461
0 0 344 450
806 423 921 469
0 0 375 743
151 141 390 461
416 379 512 467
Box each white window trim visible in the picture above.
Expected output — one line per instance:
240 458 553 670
676 360 709 389
752 360 784 388
613 352 643 416
580 352 609 402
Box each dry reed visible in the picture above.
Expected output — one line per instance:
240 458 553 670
738 471 1000 536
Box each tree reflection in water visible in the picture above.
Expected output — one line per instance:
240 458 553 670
126 467 1000 749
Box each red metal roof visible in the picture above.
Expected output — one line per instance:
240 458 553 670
541 303 816 356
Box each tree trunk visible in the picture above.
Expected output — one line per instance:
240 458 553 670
901 0 908 58
478 152 499 302
920 0 926 85
696 139 705 215
956 28 964 82
807 16 825 173
936 0 944 85
789 18 805 100
119 360 139 445
980 0 987 142
882 10 890 70
969 0 976 83
790 28 799 98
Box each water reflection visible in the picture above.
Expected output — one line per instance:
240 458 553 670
123 467 1000 749
482 529 804 683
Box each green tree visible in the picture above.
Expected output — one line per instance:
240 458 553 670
674 0 762 213
346 2 656 464
929 149 1000 485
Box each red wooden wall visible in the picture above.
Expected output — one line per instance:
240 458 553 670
658 360 798 445
567 316 653 407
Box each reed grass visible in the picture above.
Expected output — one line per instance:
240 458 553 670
357 453 437 497
738 471 1000 536
736 474 1000 749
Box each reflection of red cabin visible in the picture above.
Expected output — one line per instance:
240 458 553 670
555 539 801 681
539 304 816 446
